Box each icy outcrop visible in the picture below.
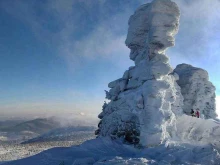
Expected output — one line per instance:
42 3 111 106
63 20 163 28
174 64 217 119
96 0 183 146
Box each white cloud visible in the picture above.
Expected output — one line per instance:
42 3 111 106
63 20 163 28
169 0 220 61
61 26 130 69
1 0 219 68
0 0 136 71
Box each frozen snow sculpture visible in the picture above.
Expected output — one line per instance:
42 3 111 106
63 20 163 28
96 0 183 146
174 64 217 119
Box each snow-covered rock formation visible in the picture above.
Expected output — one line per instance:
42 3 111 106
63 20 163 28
174 64 217 119
96 0 183 146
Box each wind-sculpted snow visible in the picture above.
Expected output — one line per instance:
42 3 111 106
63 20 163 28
125 0 180 63
2 133 220 165
176 115 220 145
174 64 217 119
96 0 183 146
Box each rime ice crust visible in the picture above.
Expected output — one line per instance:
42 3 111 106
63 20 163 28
174 64 217 119
96 0 183 146
125 0 180 63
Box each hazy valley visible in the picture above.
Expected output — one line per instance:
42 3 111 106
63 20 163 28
0 118 96 162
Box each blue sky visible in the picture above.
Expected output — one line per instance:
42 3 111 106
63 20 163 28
0 0 220 120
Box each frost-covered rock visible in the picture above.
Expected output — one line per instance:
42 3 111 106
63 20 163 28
174 64 217 119
96 0 183 146
125 0 180 63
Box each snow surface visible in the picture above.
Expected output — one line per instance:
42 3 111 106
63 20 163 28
2 116 220 164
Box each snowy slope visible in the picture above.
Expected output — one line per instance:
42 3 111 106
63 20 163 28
1 116 220 165
2 116 220 165
175 115 220 146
